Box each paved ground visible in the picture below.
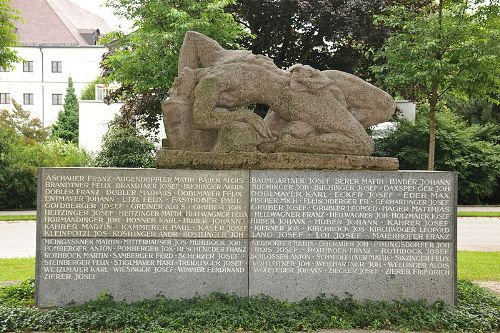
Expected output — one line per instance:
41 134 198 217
457 205 500 212
1 217 498 258
0 220 36 257
457 217 500 251
0 210 36 215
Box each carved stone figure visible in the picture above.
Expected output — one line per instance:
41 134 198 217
162 31 395 156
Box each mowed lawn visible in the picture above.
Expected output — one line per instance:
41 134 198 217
0 252 499 282
457 251 500 281
0 258 35 282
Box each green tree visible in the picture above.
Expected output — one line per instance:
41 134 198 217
375 109 500 204
80 76 107 100
372 1 500 170
51 77 79 144
95 116 156 168
0 105 90 209
101 0 248 131
0 0 21 69
228 0 431 78
0 100 48 142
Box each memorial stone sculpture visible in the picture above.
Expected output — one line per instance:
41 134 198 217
34 31 457 308
162 31 396 156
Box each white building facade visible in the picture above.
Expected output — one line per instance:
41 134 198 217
0 46 107 125
0 0 112 126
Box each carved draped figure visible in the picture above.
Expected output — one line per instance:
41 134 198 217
162 31 395 156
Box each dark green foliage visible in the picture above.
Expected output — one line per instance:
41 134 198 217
94 118 156 168
446 97 500 126
0 278 34 307
50 77 79 144
0 103 91 209
375 110 500 204
229 0 431 78
0 280 498 332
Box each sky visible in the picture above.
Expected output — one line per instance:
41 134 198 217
67 0 133 32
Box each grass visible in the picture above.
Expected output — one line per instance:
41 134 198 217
0 258 35 282
0 215 36 221
457 211 500 217
458 251 500 281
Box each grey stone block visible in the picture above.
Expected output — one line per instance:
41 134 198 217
36 168 457 306
37 237 248 306
250 170 455 241
39 168 248 239
249 239 454 303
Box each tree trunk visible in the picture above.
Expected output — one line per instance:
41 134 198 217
428 0 443 171
428 82 439 171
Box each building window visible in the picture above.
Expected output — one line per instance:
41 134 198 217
0 93 10 104
23 61 34 72
23 93 34 105
52 93 63 105
0 66 10 72
51 61 62 73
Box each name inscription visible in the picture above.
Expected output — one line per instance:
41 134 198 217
36 168 456 306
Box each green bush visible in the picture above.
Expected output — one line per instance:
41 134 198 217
0 138 92 209
95 119 156 168
375 109 500 204
0 278 34 307
0 103 92 209
0 279 498 333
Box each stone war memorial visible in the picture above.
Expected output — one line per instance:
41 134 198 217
35 32 457 307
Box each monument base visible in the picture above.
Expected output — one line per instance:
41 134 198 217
156 150 399 171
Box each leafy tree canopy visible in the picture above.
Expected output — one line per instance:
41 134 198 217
372 0 499 170
101 0 248 132
0 100 48 143
228 0 431 79
0 0 21 69
51 77 79 144
373 1 499 103
376 109 500 204
0 102 89 209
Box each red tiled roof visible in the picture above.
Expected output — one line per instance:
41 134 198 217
11 0 113 46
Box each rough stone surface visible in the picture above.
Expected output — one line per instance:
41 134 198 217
36 168 249 307
162 31 396 155
248 170 456 303
156 150 399 171
39 168 249 239
36 168 456 307
249 239 454 303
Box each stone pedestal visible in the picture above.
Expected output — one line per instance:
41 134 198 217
156 150 399 171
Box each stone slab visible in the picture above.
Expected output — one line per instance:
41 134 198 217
250 170 455 241
248 170 456 303
249 239 454 303
38 238 248 306
36 168 249 306
39 168 249 239
35 168 457 307
156 150 399 171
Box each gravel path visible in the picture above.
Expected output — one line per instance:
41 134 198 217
474 281 500 294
